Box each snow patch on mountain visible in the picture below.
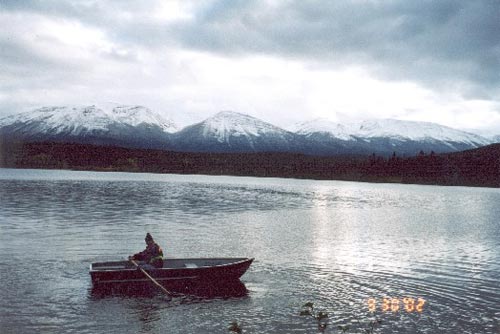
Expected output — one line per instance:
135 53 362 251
355 119 489 144
0 103 178 135
198 111 290 143
490 135 500 143
293 118 354 140
296 118 492 146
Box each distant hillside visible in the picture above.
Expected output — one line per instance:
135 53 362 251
356 145 500 187
1 141 499 187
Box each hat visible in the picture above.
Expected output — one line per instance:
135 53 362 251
145 233 153 242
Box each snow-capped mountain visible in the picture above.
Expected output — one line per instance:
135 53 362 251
0 103 177 149
295 118 492 155
0 105 495 155
172 111 301 152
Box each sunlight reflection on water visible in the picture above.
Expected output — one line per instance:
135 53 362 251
0 168 499 333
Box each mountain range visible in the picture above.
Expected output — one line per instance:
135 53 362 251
0 103 497 156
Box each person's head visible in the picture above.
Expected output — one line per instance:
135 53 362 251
145 233 154 245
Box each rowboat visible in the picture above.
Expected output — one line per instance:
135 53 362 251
89 257 253 286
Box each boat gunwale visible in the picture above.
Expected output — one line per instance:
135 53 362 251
89 257 254 273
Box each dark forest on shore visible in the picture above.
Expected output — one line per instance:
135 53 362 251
1 141 499 188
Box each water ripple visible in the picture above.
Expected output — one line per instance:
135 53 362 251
1 169 499 333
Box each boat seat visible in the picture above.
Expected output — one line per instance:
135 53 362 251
184 263 198 268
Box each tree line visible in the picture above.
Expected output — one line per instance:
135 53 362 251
1 141 499 187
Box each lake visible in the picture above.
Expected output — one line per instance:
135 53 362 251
0 168 499 333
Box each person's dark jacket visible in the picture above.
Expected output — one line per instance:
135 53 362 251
132 243 164 268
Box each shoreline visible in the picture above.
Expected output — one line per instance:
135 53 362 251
2 141 499 188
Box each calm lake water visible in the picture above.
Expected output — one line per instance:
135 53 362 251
0 168 499 333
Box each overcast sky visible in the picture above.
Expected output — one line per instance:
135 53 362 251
1 0 500 133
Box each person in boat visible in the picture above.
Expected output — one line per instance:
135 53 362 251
128 233 164 269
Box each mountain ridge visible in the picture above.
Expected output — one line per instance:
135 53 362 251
0 104 177 149
171 111 300 153
294 118 491 146
0 104 496 156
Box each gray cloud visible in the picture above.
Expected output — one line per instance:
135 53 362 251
3 0 499 95
0 0 177 44
171 0 500 95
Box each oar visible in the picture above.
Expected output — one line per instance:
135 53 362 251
130 259 172 298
